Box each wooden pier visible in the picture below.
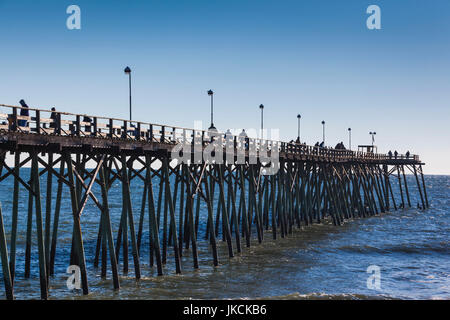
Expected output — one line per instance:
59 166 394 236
0 103 428 300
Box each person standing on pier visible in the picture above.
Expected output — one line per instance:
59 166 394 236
50 107 57 129
239 129 248 150
83 115 92 133
18 99 30 127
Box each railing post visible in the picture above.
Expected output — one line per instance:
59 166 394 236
161 126 165 143
122 120 128 139
76 115 80 136
35 110 41 134
93 117 98 137
109 119 113 138
11 107 18 131
136 122 141 141
149 124 153 142
56 113 61 135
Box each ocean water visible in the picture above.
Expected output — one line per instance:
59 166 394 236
0 172 448 300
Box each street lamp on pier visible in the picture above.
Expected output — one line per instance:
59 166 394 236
124 66 132 121
322 120 325 144
348 128 352 150
208 90 216 130
369 131 376 146
259 104 264 137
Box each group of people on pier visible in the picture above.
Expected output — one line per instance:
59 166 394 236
388 150 411 159
1 99 58 129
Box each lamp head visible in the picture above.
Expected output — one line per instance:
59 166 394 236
297 114 301 119
207 90 214 96
322 121 325 125
124 66 131 74
259 104 264 109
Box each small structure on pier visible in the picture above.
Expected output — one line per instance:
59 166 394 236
358 145 378 153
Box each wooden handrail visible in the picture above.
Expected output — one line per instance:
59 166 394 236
0 103 420 162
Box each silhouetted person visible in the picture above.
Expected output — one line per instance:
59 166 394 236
18 99 29 127
50 107 57 129
319 141 324 148
83 116 92 133
224 129 233 148
388 150 393 158
394 150 398 159
406 150 410 159
314 142 320 147
224 129 232 140
128 123 140 138
128 122 137 137
239 129 249 150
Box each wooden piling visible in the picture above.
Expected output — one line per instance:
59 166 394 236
65 152 89 295
31 152 49 299
0 202 14 300
9 152 20 282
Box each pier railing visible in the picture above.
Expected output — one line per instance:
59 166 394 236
0 104 419 162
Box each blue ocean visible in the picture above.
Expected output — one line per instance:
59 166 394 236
0 172 448 300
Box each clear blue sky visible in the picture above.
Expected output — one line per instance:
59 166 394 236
0 0 449 174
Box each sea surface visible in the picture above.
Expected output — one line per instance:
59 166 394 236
0 172 448 300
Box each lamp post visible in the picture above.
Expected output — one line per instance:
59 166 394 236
259 104 264 137
208 90 215 130
369 131 376 146
297 114 301 142
348 128 352 150
124 66 132 121
322 120 325 144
